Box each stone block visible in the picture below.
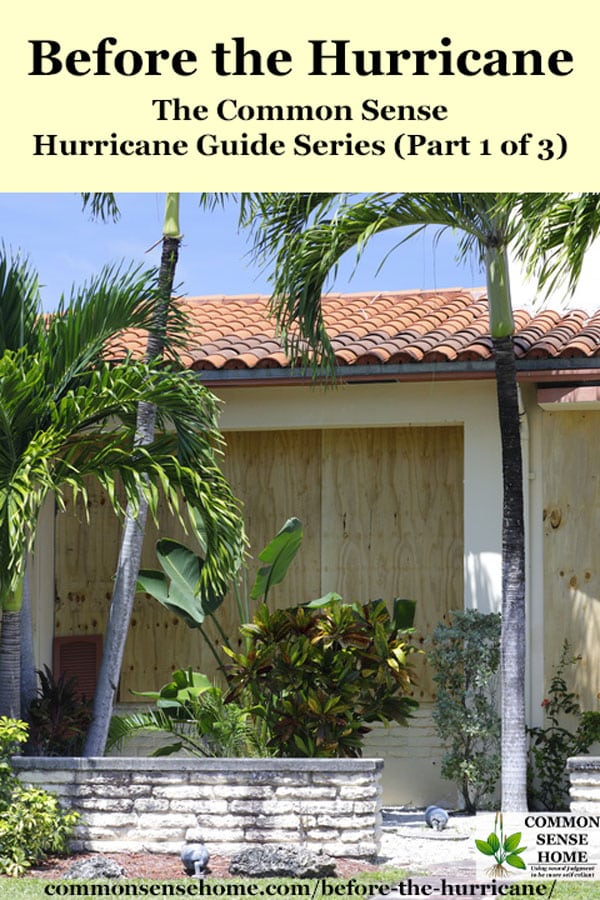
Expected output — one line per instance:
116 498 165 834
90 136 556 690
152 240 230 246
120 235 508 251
77 798 134 812
229 799 294 815
297 801 355 815
351 800 379 814
153 785 214 800
311 773 373 786
339 785 379 800
338 829 377 843
134 798 171 813
316 815 364 829
253 814 304 830
77 773 131 787
130 772 188 785
243 830 299 843
189 829 246 844
221 785 274 800
193 813 258 829
135 813 197 830
306 828 340 841
81 813 135 828
19 770 75 785
275 786 338 800
138 842 187 855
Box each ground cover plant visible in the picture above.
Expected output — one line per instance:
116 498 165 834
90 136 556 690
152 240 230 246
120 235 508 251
0 718 78 876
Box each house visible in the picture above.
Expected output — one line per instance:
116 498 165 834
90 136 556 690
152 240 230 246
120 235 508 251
29 287 600 806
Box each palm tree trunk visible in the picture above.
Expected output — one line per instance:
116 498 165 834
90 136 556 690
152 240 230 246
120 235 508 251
20 568 38 716
84 227 180 757
493 335 528 811
0 608 22 718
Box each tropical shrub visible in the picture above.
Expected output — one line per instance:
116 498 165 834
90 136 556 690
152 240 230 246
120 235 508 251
108 668 271 758
25 666 92 756
0 717 78 876
428 610 501 813
137 517 303 671
224 594 419 758
528 641 600 810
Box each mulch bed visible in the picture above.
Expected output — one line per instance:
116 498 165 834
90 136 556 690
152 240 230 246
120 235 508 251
17 852 379 881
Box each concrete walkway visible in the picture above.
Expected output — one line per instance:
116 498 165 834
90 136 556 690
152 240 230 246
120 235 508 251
377 810 501 899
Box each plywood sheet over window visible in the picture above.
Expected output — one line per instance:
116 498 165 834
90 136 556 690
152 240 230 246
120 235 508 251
322 426 464 698
55 426 462 701
220 430 323 608
542 411 600 709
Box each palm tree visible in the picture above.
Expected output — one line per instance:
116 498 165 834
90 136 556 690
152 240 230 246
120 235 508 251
0 250 244 720
247 192 528 810
81 192 186 756
80 192 256 756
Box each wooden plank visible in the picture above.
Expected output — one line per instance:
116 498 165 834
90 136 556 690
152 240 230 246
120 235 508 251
542 411 600 709
220 429 322 609
321 426 464 699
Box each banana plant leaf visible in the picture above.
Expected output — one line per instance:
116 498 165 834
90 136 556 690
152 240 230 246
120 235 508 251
250 517 303 602
137 539 224 628
304 592 344 608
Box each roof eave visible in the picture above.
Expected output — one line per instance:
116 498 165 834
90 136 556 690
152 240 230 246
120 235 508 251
194 357 600 388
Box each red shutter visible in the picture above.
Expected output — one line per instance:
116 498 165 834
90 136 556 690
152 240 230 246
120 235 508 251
53 635 103 699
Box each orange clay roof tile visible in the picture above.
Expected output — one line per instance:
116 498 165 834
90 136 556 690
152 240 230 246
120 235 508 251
108 289 600 377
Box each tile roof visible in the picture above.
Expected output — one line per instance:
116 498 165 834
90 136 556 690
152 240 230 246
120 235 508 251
114 289 600 379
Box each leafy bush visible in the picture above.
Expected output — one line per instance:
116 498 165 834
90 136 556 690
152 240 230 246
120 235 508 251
428 610 501 813
108 668 271 757
224 595 419 758
0 717 78 876
25 666 92 756
528 641 600 810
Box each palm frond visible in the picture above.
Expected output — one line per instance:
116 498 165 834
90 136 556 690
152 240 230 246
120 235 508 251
0 250 43 354
80 193 120 222
248 192 516 374
509 193 600 295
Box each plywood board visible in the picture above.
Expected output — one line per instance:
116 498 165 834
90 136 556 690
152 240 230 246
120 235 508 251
321 426 464 699
542 411 600 709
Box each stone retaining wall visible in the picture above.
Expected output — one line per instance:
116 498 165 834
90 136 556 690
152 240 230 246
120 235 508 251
13 757 383 859
568 756 600 810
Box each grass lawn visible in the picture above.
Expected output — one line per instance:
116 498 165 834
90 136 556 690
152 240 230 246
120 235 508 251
1 877 599 900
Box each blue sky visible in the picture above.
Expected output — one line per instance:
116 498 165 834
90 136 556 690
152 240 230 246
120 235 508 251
0 193 485 312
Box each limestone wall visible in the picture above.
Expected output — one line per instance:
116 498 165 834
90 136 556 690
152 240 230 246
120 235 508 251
568 757 600 810
12 757 382 859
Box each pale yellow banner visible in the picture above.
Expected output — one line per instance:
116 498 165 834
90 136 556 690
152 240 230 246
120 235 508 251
2 0 597 190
